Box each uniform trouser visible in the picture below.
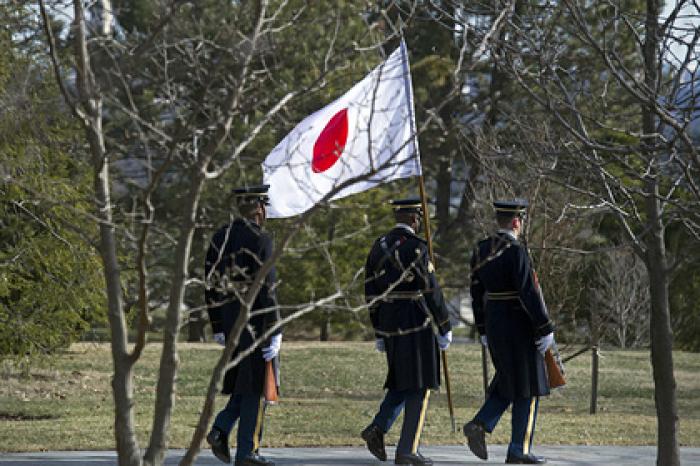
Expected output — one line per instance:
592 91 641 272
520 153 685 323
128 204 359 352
371 388 431 456
213 393 266 463
474 391 540 456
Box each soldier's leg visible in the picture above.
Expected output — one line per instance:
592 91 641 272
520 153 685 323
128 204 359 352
463 391 510 461
396 389 430 456
362 389 405 461
508 396 539 457
372 389 407 432
213 393 242 435
207 394 242 463
234 394 266 464
473 390 510 433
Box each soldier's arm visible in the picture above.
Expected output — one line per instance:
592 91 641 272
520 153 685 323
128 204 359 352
364 243 381 334
418 245 452 336
514 246 554 337
258 234 282 336
469 247 487 336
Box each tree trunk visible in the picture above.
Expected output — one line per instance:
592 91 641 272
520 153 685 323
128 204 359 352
144 173 206 466
320 314 330 341
70 1 141 463
111 355 141 466
96 159 142 466
320 209 336 342
590 345 599 415
187 310 206 342
452 139 479 236
642 0 680 462
589 303 600 415
644 181 680 466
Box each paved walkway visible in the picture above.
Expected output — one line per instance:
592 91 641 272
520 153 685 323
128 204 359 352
2 446 700 465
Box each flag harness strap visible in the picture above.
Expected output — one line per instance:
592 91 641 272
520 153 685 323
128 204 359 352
373 236 407 277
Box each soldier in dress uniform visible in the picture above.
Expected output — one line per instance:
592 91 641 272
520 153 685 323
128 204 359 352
360 198 453 466
204 185 282 466
462 199 555 464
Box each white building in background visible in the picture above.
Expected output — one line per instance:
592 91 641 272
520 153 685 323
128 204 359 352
447 289 474 328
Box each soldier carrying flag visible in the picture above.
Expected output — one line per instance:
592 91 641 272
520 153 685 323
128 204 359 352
361 198 453 466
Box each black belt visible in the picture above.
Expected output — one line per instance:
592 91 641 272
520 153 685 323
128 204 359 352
486 291 519 301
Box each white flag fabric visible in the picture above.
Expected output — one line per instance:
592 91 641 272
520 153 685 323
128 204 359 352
262 41 421 218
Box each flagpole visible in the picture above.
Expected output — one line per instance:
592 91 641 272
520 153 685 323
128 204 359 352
418 175 456 433
417 176 434 264
402 38 456 433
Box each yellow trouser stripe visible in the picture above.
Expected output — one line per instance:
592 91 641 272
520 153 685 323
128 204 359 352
412 390 431 454
252 396 265 451
523 397 537 454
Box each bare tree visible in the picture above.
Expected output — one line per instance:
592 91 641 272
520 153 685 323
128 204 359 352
592 249 650 348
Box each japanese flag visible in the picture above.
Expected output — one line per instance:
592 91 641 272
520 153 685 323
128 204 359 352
262 41 421 218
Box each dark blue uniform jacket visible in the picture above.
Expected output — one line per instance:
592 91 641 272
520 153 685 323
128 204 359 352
205 219 281 395
470 232 555 400
365 226 452 391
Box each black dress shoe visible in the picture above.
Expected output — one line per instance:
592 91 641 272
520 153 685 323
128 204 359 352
236 452 275 466
395 452 434 465
505 452 547 464
361 424 387 461
463 420 488 460
206 428 231 464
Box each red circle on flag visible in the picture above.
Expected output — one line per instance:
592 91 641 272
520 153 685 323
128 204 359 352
312 108 349 173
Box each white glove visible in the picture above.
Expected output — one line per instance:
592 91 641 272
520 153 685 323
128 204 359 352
437 330 452 351
262 334 282 361
375 338 386 353
480 334 488 347
213 332 226 346
536 332 554 355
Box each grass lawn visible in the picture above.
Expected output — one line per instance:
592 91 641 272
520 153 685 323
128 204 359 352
1 341 699 452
